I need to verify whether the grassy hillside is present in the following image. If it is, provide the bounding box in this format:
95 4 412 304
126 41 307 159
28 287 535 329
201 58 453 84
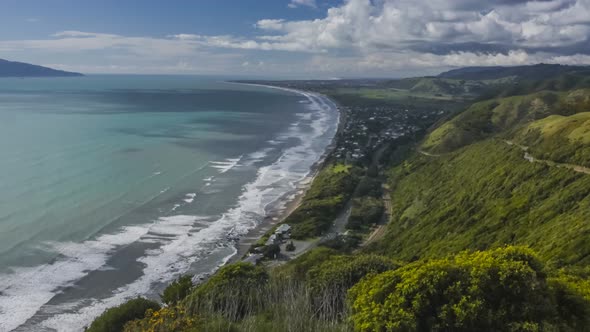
422 89 590 153
369 139 590 267
513 93 590 167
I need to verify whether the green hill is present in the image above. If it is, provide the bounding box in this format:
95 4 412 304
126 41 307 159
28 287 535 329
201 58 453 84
422 89 590 153
372 86 590 267
371 139 590 266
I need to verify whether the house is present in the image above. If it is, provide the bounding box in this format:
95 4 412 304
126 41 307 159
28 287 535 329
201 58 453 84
275 224 291 235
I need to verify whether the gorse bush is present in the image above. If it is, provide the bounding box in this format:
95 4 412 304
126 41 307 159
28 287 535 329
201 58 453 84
87 297 161 332
348 247 590 332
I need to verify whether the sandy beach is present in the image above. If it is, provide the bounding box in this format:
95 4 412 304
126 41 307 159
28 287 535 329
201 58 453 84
227 85 343 263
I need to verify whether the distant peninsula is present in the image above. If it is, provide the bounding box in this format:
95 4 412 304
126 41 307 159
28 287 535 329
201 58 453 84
0 58 83 77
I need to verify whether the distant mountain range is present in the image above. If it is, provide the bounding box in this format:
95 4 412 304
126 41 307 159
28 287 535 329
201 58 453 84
0 59 83 77
438 63 590 80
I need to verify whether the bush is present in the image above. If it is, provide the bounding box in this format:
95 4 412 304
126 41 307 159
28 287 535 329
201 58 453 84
161 275 194 305
87 298 161 332
306 254 397 320
186 262 269 321
348 247 590 332
124 306 199 332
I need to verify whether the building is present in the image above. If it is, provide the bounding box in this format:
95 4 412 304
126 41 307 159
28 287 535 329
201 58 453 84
275 224 291 238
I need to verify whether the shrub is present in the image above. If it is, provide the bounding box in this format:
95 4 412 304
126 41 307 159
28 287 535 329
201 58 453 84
306 254 397 320
161 275 194 306
185 262 269 321
348 246 590 332
123 306 199 332
87 298 161 332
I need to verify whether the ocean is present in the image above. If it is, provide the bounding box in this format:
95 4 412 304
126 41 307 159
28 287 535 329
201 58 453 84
0 75 339 331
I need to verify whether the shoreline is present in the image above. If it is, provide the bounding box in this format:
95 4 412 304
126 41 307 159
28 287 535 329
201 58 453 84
224 82 343 264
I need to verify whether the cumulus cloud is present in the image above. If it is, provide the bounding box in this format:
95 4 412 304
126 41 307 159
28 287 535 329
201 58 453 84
248 0 590 53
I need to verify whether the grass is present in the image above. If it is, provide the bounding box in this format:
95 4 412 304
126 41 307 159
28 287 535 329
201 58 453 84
525 112 590 143
420 90 590 153
369 139 590 267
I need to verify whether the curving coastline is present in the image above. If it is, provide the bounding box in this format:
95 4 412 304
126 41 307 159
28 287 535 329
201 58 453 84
224 82 342 263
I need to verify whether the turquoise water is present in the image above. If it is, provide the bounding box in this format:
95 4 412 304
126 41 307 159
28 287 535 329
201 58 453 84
0 76 339 331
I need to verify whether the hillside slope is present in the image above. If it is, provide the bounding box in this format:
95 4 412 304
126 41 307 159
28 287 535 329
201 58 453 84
422 89 590 153
373 87 590 267
372 140 590 266
0 58 83 77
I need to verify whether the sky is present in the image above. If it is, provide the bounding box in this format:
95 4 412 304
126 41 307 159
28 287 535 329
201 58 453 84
1 0 590 78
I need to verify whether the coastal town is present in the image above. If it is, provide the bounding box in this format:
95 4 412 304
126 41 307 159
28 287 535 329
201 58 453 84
241 79 460 165
237 79 467 265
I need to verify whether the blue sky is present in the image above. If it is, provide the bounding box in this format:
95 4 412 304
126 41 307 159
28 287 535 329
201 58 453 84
1 0 589 78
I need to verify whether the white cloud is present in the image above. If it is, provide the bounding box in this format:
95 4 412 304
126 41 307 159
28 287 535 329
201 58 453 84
247 0 590 53
288 0 317 9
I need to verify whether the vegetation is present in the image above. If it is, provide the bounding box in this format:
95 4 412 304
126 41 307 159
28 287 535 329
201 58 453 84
87 298 161 332
185 262 268 321
349 247 590 332
371 139 590 266
161 275 194 306
306 254 398 320
124 306 199 332
285 163 360 239
421 90 583 154
346 196 384 230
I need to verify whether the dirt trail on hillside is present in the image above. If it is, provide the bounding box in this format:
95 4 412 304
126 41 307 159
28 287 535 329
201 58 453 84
504 140 590 175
